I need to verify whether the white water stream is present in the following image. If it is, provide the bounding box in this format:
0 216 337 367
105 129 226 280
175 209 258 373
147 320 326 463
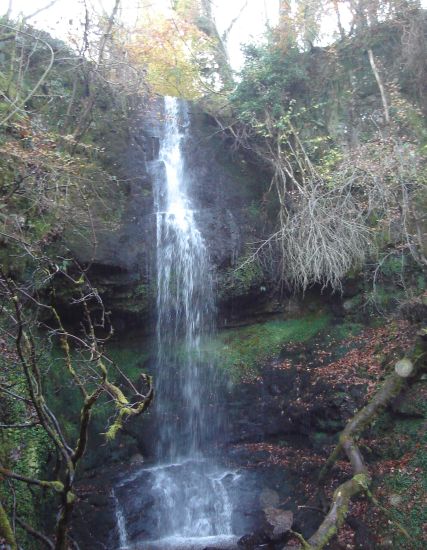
113 97 237 549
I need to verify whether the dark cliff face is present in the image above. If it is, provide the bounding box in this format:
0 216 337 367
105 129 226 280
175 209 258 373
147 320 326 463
59 97 159 330
184 108 253 269
63 97 269 331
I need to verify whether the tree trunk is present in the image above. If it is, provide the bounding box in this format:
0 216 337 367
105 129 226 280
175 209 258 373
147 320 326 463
368 48 390 125
72 0 121 143
184 0 233 87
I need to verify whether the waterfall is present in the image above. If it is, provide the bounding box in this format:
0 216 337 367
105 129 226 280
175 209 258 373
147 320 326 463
148 96 235 547
112 97 238 549
154 96 216 459
112 490 129 550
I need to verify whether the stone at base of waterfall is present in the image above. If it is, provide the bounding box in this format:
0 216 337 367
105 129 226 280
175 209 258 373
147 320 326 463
263 508 293 540
237 531 271 548
202 545 239 550
129 453 145 464
259 488 280 509
395 358 413 377
237 508 293 548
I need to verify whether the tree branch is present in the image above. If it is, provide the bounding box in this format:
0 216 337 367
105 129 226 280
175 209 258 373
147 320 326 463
0 465 64 492
15 516 55 549
368 49 390 125
22 1 59 22
0 422 39 429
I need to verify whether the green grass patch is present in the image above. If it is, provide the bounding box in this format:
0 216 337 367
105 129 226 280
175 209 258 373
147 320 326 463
208 313 331 382
147 314 332 383
381 464 427 549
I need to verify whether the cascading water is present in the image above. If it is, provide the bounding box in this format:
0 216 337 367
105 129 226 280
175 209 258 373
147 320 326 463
150 96 235 546
112 490 129 550
112 97 239 549
154 96 216 460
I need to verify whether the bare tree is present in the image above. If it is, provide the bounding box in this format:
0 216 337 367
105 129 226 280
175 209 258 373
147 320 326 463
71 0 122 142
0 248 153 549
3 1 13 19
0 24 55 127
221 111 370 292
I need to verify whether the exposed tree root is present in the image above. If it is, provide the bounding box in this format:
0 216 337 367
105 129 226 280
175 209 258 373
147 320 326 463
285 328 426 550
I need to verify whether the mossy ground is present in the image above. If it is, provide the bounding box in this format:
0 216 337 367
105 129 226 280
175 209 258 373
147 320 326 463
231 318 423 549
207 313 332 382
105 313 334 386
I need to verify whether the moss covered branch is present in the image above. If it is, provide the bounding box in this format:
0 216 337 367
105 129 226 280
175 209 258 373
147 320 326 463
104 373 154 441
0 466 64 492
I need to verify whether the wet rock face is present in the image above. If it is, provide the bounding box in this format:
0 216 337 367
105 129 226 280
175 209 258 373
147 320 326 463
60 98 161 329
72 479 119 549
194 206 241 269
62 99 267 330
